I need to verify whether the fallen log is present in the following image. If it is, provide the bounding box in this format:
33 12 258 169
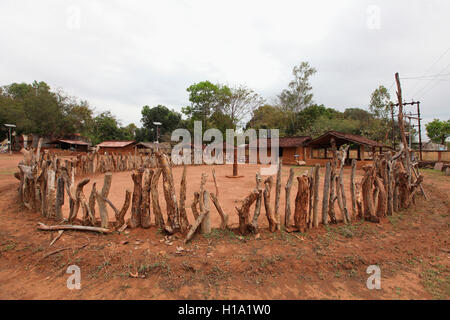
37 222 111 234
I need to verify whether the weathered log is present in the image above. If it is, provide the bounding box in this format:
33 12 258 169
361 165 378 222
284 167 295 227
179 166 189 233
405 175 424 208
338 144 351 223
274 160 282 230
263 176 277 232
95 190 109 229
184 200 209 244
101 172 113 198
116 189 131 229
374 177 387 217
156 152 179 231
87 183 97 225
37 222 111 234
210 193 228 230
212 168 219 198
55 175 64 220
236 189 259 235
311 164 320 228
328 138 338 224
294 175 310 233
46 169 56 218
395 73 412 185
321 162 332 226
68 178 89 222
151 169 165 229
141 169 153 229
250 172 263 232
201 190 211 234
350 159 357 219
307 167 314 227
129 169 143 229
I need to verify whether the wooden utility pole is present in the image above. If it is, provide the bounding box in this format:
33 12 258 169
395 73 411 184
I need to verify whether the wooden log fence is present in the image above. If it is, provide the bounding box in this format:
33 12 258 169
14 133 427 242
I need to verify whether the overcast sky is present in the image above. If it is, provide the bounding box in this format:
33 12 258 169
1 0 449 137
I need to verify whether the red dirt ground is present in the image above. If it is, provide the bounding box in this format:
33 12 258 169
0 154 448 299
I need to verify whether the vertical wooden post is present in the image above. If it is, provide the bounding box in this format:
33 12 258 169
284 167 295 227
294 175 309 233
350 159 357 219
321 162 331 226
201 190 211 234
274 160 282 230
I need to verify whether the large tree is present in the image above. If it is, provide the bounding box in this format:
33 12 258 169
89 111 126 145
141 105 183 141
362 85 394 143
426 119 450 145
278 62 317 134
182 81 231 130
223 85 265 128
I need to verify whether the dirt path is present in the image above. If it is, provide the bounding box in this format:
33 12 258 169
0 155 448 299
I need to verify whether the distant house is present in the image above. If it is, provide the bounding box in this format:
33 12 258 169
245 136 311 164
136 142 171 154
304 130 390 167
96 140 137 154
48 139 89 152
278 136 312 165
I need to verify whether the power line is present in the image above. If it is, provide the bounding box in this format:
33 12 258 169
408 45 450 94
414 62 450 97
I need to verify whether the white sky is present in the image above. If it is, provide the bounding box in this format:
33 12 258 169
1 0 449 138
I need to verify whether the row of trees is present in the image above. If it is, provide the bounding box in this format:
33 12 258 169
1 64 448 146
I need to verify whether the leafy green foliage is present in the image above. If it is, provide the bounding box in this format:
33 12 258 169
140 105 183 141
426 119 450 145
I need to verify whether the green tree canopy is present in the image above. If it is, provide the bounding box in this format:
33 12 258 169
425 119 450 145
182 81 231 131
141 105 183 141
